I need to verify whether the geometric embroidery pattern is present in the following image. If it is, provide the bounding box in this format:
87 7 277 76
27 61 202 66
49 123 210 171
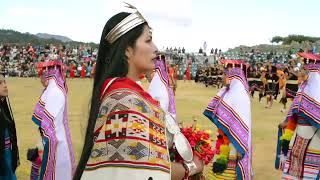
288 135 311 178
149 121 166 147
109 152 125 161
105 114 128 138
86 90 170 173
91 147 107 158
126 114 149 140
282 134 320 179
132 98 151 113
110 103 130 112
109 139 125 149
110 91 132 100
127 142 149 160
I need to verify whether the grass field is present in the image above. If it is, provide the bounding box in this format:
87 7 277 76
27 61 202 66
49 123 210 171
7 78 283 179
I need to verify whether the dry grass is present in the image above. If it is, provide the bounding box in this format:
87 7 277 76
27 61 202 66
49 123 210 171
8 78 283 179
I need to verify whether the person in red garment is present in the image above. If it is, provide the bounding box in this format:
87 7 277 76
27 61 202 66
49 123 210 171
186 63 191 80
74 4 204 180
80 63 86 78
69 64 75 78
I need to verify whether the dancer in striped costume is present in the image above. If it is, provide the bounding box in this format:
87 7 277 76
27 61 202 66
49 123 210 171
276 52 320 179
204 60 252 180
32 60 75 180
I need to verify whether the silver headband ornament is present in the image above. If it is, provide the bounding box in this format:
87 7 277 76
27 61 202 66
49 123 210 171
105 3 147 44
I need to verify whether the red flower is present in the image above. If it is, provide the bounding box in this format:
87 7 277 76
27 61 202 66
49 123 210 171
176 126 215 165
189 140 197 148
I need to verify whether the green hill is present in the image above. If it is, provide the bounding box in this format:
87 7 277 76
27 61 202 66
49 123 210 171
0 29 98 48
227 35 320 54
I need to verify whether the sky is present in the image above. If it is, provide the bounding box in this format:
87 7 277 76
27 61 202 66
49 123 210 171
1 0 320 52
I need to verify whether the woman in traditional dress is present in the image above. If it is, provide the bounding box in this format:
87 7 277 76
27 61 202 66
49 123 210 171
80 63 86 78
186 64 191 81
69 63 75 78
275 52 320 179
75 4 204 180
32 60 75 180
0 73 19 180
204 60 252 180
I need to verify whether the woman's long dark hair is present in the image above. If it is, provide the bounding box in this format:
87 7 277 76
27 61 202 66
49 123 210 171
74 12 147 179
0 97 19 175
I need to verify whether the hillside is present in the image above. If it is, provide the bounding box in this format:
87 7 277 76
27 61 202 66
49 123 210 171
0 29 98 48
36 33 73 42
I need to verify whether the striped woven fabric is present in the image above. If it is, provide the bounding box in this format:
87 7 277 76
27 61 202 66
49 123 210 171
4 135 11 150
30 157 41 180
282 134 320 179
282 149 320 179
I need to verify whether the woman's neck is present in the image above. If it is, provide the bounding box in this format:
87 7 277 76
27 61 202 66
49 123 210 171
126 69 141 82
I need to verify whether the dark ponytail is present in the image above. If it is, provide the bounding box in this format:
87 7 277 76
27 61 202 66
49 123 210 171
74 12 147 179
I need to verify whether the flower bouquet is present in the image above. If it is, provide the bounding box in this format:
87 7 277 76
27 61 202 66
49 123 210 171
170 124 215 180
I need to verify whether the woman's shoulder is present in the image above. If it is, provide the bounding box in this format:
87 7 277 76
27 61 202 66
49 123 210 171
98 80 165 130
101 77 159 106
100 88 147 116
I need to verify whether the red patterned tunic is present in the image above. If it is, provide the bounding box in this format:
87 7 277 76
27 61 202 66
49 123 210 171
82 78 171 180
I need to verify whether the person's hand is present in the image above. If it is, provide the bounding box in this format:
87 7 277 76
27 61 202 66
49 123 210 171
193 155 204 174
278 121 287 129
